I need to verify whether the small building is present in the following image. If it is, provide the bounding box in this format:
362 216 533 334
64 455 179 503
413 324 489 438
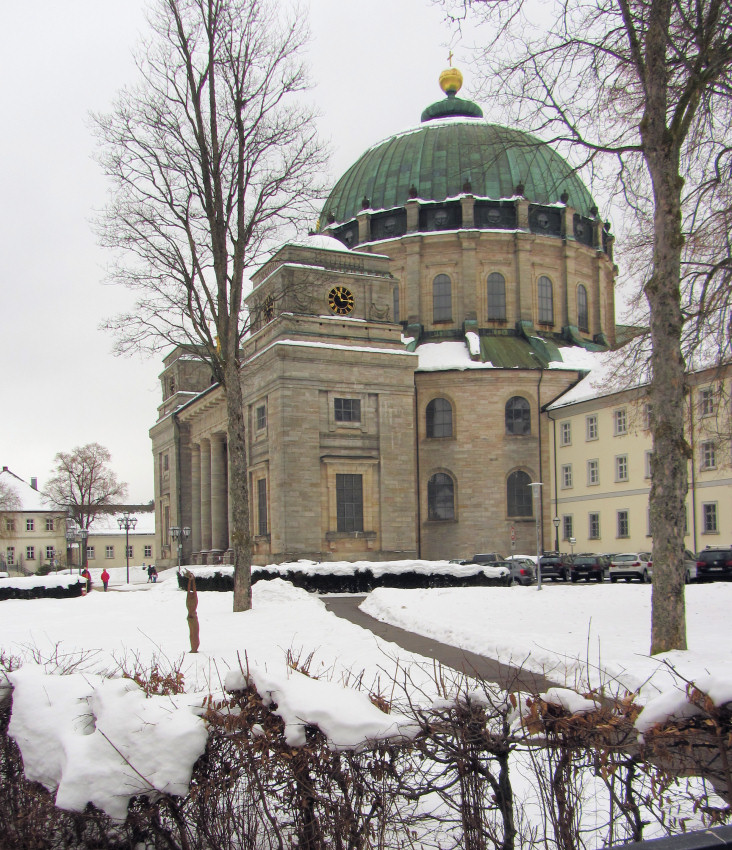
85 509 157 571
0 467 66 574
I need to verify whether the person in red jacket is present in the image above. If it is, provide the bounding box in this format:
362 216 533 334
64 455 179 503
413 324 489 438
81 568 92 594
100 569 110 592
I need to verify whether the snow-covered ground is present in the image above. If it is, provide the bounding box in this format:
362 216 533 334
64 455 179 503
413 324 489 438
1 566 731 823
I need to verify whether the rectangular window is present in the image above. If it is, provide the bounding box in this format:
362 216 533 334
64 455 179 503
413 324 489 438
560 421 571 446
163 453 169 472
615 454 629 482
702 503 718 534
26 518 34 532
144 545 152 558
585 414 598 441
562 515 573 541
334 397 361 423
87 546 95 560
6 547 15 566
588 513 600 540
255 404 267 431
126 545 133 559
393 285 400 323
46 518 55 531
45 546 55 561
336 473 364 533
561 464 573 489
106 546 114 559
644 403 653 430
26 546 35 560
699 387 715 417
617 510 630 538
5 519 15 533
587 459 599 486
613 408 627 436
701 441 716 470
257 478 268 536
645 450 653 479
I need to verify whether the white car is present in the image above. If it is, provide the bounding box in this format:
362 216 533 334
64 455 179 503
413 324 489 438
609 552 653 583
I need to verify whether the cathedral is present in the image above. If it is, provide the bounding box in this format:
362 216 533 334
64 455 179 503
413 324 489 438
150 68 619 568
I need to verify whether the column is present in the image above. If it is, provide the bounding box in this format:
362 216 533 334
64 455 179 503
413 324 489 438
211 433 229 553
191 443 201 557
200 438 212 552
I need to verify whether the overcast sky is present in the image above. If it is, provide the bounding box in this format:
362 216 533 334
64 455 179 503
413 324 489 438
0 1 544 501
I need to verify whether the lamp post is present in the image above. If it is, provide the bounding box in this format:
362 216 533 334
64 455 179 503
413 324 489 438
117 512 138 584
78 528 88 575
530 482 543 591
553 516 560 552
170 525 191 569
65 521 79 572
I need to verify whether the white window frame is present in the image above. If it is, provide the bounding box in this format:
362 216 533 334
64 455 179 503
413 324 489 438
45 518 55 531
699 386 715 417
643 403 653 431
585 414 598 441
561 464 573 489
613 408 628 436
87 546 95 560
702 502 718 534
617 510 630 538
701 441 716 470
645 451 653 479
144 545 153 558
26 518 34 532
560 421 572 447
562 514 573 541
6 547 15 566
588 512 600 540
615 454 629 482
106 546 114 559
26 546 35 561
587 459 599 486
45 546 55 561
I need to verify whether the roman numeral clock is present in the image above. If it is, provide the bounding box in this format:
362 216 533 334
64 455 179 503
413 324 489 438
328 286 355 316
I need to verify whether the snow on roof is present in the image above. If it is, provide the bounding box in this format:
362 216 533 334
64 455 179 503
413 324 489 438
286 233 353 252
247 338 416 366
547 350 640 408
0 468 52 512
416 341 496 371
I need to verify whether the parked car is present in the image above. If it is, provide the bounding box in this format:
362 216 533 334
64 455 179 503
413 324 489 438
471 552 505 564
571 554 609 583
538 552 574 582
695 546 732 581
609 552 653 583
503 557 536 586
683 549 698 583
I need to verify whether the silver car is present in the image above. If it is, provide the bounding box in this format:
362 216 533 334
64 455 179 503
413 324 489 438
609 552 653 583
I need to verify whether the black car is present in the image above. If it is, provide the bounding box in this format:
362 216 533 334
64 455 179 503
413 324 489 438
571 554 609 583
538 552 574 582
696 547 732 580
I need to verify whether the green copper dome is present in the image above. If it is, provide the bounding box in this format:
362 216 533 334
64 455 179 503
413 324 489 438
321 110 597 226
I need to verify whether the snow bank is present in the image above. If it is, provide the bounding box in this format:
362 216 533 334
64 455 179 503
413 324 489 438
7 665 208 821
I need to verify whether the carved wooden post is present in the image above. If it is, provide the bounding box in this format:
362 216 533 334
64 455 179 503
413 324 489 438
185 571 200 653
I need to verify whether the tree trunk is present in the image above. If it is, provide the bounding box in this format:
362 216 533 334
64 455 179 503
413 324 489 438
223 359 253 612
642 3 689 653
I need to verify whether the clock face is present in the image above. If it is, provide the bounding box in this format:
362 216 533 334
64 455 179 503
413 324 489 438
328 286 355 315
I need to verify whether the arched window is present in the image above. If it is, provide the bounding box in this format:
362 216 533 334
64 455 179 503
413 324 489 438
577 284 588 332
505 396 531 435
433 274 452 322
507 470 533 517
426 398 453 438
538 275 554 324
428 472 455 520
487 272 506 320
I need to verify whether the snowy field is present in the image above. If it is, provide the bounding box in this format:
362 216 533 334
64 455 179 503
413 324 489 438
1 567 732 823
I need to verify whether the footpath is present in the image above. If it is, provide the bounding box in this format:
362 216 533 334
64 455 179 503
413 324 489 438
322 595 556 694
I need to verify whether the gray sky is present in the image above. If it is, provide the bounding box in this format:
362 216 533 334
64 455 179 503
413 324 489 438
0 1 498 500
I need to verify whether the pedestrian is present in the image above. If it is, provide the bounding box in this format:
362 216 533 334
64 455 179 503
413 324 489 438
81 567 92 594
147 564 154 583
100 568 110 592
150 565 158 583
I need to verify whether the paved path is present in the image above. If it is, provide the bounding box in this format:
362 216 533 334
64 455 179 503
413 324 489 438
322 595 556 694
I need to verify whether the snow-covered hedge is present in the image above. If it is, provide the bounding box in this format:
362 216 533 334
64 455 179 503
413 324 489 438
176 558 510 593
0 575 86 601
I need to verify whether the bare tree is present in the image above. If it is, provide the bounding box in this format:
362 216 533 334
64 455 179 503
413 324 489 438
451 0 732 652
44 443 128 530
94 0 327 611
0 480 21 514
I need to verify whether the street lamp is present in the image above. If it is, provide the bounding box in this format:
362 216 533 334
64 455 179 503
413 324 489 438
78 528 88 575
65 521 79 572
553 516 560 552
170 525 191 569
117 512 138 584
530 482 543 591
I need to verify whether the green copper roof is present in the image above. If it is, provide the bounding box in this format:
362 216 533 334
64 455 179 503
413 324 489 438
421 92 484 122
322 119 597 225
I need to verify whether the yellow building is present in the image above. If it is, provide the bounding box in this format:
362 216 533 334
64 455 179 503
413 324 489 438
548 364 731 555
